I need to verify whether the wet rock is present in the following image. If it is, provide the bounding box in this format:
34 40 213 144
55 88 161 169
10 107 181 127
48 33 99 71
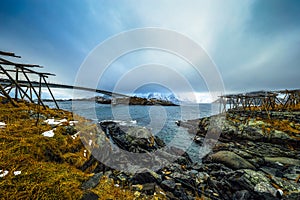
239 169 270 186
282 166 300 181
248 157 265 168
160 179 176 191
116 173 128 185
130 172 158 184
165 146 193 166
99 121 164 153
154 136 165 148
81 172 103 190
93 161 111 174
170 172 194 191
232 190 251 200
141 183 156 195
254 182 277 199
148 170 162 183
270 175 300 195
63 125 77 135
271 130 293 140
209 151 255 170
193 135 203 144
260 166 280 177
173 187 191 200
231 149 253 159
195 172 209 186
264 157 300 167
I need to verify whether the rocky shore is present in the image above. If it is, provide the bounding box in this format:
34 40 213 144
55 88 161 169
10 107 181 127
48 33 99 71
179 110 300 199
81 110 300 200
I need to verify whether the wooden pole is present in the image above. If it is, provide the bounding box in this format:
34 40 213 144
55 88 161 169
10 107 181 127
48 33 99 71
0 84 17 106
42 76 59 109
15 67 18 100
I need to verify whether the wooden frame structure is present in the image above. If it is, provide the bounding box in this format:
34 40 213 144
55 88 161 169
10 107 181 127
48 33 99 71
220 90 300 113
0 51 59 109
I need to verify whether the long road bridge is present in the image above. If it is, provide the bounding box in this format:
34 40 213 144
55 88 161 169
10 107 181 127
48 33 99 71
0 50 128 109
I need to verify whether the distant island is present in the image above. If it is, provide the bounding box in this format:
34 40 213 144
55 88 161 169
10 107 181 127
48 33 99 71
42 95 179 106
97 96 178 106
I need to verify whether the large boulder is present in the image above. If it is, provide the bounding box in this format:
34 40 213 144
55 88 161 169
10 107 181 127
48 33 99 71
209 151 255 170
99 121 165 153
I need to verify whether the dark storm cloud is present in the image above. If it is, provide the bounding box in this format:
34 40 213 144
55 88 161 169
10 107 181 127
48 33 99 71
247 0 300 35
214 0 300 93
1 0 299 100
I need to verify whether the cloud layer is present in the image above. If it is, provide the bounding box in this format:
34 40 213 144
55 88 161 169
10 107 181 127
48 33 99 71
0 0 299 100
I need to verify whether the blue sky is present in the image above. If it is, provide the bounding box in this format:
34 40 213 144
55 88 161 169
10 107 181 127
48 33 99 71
0 0 300 101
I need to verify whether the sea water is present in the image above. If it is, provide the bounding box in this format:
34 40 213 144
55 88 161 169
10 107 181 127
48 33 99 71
45 101 218 162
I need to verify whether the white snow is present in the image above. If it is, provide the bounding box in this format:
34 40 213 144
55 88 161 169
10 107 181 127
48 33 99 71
42 130 55 137
69 121 78 126
0 122 6 128
0 170 9 178
44 118 71 126
71 131 80 140
59 119 68 123
44 118 61 126
13 171 21 176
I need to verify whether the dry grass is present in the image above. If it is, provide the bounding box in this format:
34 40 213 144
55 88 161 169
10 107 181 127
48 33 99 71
0 97 137 199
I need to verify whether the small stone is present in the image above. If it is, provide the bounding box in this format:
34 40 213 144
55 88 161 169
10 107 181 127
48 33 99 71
276 189 283 198
213 192 219 197
134 191 141 198
132 184 143 191
163 171 172 175
81 173 103 190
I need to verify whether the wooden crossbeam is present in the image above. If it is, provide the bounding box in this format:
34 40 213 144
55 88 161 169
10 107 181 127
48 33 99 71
0 51 21 58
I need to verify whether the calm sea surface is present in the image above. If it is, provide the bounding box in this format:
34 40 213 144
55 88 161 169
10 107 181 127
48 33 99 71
45 101 219 161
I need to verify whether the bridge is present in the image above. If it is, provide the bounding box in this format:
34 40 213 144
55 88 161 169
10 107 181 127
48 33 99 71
0 50 128 109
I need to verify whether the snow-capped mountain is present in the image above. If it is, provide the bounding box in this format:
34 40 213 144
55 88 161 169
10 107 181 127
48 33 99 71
134 92 181 105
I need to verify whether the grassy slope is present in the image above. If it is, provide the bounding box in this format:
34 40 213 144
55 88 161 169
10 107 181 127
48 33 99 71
0 97 136 200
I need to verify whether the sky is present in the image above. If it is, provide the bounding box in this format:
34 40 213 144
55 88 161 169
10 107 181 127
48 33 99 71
0 0 300 102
